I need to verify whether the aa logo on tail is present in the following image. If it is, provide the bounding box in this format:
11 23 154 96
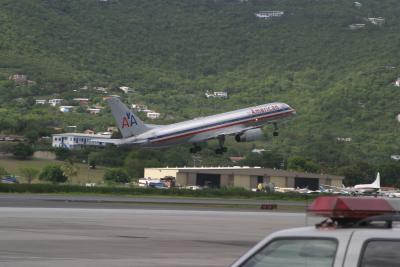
122 112 138 128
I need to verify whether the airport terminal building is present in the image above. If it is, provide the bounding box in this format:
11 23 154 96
144 167 344 191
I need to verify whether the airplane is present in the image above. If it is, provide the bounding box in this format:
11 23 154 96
324 172 381 196
353 172 381 194
95 97 296 154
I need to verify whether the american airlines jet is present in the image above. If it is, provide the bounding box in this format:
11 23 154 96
98 97 296 153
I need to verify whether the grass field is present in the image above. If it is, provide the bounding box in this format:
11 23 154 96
0 158 106 184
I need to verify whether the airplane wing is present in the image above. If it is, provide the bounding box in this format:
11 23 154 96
198 126 259 142
89 138 148 146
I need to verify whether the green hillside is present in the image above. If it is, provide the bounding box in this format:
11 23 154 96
0 0 399 179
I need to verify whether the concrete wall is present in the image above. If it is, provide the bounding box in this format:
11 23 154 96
176 173 187 186
187 173 197 185
270 176 286 188
331 179 343 187
144 169 179 179
233 175 251 189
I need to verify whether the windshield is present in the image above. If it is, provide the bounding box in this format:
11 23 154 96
239 238 337 267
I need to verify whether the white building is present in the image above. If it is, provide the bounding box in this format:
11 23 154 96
391 155 400 161
336 137 352 142
119 86 134 94
205 91 228 99
255 11 284 19
35 99 46 105
73 98 90 105
348 24 366 30
59 106 75 113
367 17 385 25
52 133 112 149
87 108 101 115
146 112 161 119
49 99 64 106
131 104 148 112
354 2 362 8
394 78 400 87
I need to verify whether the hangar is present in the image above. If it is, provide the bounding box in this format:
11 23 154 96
144 167 344 190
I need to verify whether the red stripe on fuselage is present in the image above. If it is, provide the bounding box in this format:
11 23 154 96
151 110 293 144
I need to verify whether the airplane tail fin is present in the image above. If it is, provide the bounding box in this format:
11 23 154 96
372 172 381 188
106 97 149 138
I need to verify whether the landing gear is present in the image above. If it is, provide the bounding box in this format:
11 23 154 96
190 144 202 153
215 147 228 154
273 122 279 137
215 136 227 154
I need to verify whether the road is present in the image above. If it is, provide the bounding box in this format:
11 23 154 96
0 194 318 267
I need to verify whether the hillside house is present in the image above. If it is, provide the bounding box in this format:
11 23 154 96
354 2 362 8
255 11 284 19
368 17 385 25
87 108 101 115
146 112 160 119
59 106 74 113
94 87 108 93
394 78 400 87
132 104 148 112
348 24 365 30
35 100 46 105
336 137 352 142
391 155 400 161
52 132 111 149
49 99 64 106
8 74 27 84
205 91 228 99
73 98 90 105
119 86 134 94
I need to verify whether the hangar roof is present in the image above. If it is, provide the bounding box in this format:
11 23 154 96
146 167 344 180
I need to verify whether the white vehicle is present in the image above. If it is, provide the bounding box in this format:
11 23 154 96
94 97 296 154
231 196 400 267
138 178 162 188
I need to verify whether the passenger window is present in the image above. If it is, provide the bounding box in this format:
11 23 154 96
240 238 337 267
360 240 400 267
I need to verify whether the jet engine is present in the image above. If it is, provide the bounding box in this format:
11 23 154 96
235 128 264 142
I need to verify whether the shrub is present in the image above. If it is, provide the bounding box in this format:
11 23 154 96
103 168 131 183
39 165 68 184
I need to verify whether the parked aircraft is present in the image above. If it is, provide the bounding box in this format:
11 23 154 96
353 172 381 194
96 97 296 153
323 172 381 195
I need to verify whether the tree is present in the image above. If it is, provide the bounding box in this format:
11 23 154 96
0 166 8 176
287 156 319 173
61 160 79 182
103 168 131 184
54 147 71 160
39 165 68 184
12 143 34 160
19 167 39 184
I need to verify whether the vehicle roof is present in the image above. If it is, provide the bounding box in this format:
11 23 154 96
268 225 400 238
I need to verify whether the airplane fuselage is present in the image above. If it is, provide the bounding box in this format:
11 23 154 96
119 102 295 148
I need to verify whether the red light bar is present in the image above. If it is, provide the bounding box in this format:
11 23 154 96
308 196 395 220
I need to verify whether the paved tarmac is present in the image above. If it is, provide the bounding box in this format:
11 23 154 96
0 195 319 267
0 194 308 208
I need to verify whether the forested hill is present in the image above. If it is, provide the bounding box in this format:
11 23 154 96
0 0 399 166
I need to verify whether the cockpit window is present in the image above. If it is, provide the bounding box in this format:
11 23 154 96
239 238 337 267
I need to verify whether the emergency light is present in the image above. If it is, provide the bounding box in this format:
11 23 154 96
308 196 399 221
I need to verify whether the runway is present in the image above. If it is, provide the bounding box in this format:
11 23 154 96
0 195 319 267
